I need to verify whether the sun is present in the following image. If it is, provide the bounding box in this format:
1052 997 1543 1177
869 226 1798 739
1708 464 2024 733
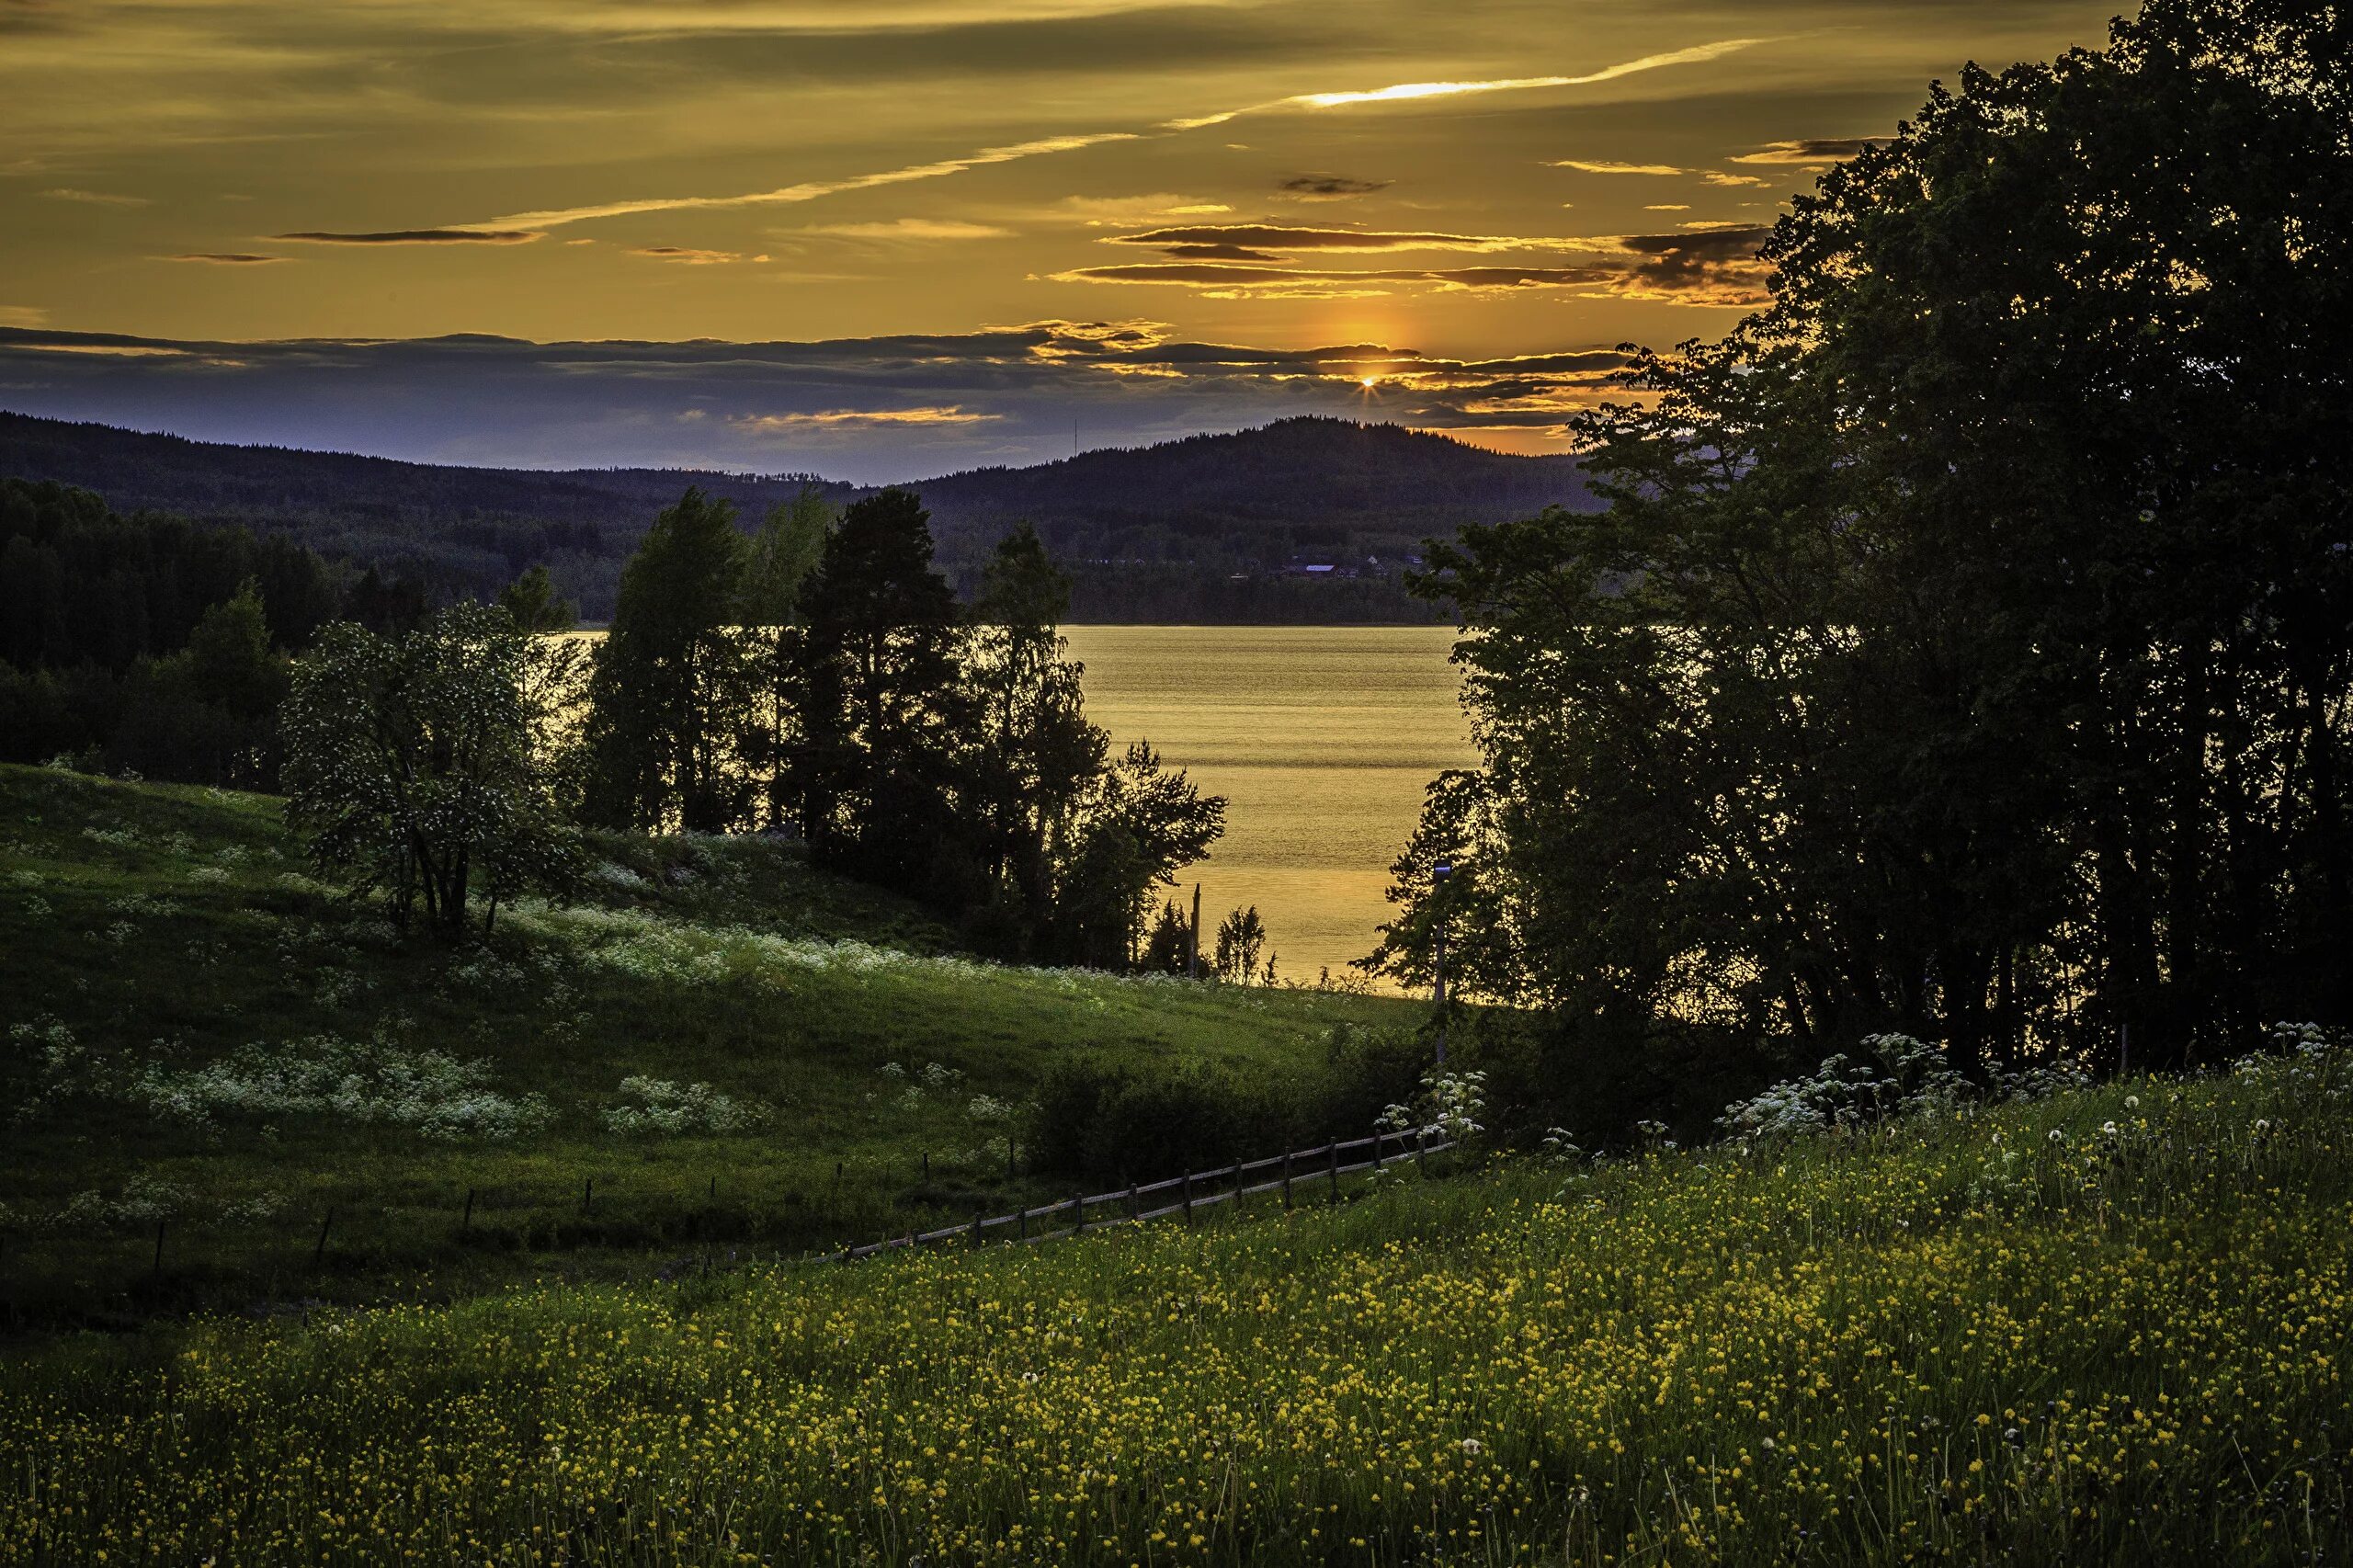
1358 376 1380 392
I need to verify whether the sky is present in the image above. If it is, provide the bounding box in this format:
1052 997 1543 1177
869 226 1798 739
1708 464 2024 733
0 0 2122 483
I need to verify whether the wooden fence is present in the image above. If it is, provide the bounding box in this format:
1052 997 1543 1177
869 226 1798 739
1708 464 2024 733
840 1126 1454 1261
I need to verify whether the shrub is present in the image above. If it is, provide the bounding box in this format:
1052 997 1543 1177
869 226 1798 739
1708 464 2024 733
1026 1056 1293 1187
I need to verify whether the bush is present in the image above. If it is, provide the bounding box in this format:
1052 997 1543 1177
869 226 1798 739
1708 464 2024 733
1026 1056 1293 1187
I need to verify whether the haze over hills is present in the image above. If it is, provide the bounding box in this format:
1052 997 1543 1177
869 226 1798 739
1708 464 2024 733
0 411 1596 622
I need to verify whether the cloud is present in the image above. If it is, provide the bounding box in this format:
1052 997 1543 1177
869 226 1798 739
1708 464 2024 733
1059 225 1775 304
1730 138 1883 165
0 322 1634 478
483 133 1135 230
627 245 758 264
1040 195 1233 226
276 228 546 244
1165 38 1771 128
799 219 1013 241
1279 174 1389 199
732 405 1001 430
1104 224 1552 256
0 307 49 328
1052 262 1619 295
160 253 288 265
1551 161 1683 176
362 39 1765 240
1702 171 1770 187
40 187 148 207
1643 204 1691 211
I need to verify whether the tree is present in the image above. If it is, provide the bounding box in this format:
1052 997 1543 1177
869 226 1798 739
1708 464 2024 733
496 566 577 633
1373 0 2353 1076
580 488 753 832
1212 904 1268 984
1140 898 1192 975
739 485 836 829
113 580 290 788
1049 741 1226 968
966 522 1108 925
790 488 970 895
283 602 582 939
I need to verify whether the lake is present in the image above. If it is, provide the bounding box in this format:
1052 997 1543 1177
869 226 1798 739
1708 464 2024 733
1064 625 1472 988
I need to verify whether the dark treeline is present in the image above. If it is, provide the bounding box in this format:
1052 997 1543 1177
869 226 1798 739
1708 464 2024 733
1372 0 2353 1111
572 486 1227 964
0 414 1576 623
0 477 426 786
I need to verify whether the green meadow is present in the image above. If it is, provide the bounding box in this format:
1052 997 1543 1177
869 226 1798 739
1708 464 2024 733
0 764 1412 1323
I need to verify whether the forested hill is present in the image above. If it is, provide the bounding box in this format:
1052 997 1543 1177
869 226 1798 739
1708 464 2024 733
0 411 1595 621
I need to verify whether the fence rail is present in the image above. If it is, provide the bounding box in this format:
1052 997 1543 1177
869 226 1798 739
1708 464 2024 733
839 1128 1454 1261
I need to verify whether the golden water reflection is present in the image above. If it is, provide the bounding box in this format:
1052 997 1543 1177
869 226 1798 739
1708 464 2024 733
1064 625 1472 989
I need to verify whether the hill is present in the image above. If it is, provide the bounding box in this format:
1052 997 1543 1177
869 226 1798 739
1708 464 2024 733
0 411 1597 621
6 1025 2348 1563
0 765 1419 1324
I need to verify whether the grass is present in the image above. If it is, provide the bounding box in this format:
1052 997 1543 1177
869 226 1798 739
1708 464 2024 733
0 764 1414 1324
5 1044 2352 1563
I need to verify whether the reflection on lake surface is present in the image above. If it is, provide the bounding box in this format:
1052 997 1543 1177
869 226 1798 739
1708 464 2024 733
1064 625 1472 989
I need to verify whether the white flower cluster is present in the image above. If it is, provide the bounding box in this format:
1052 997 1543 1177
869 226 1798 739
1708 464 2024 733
1379 1068 1488 1143
1720 1033 1971 1141
2230 1021 2349 1102
13 1027 557 1142
599 1075 770 1135
33 1176 287 1235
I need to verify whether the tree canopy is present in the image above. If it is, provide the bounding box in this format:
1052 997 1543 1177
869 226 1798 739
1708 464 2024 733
1372 0 2353 1076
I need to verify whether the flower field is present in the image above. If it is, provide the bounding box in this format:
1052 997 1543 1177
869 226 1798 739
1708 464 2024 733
7 1046 2352 1564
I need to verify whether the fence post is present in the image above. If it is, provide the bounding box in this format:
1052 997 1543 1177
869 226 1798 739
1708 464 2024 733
835 1161 843 1185
460 1187 475 1233
581 1176 594 1216
1327 1144 1339 1199
1181 1169 1193 1226
709 1176 717 1207
1129 1183 1140 1221
1234 1164 1245 1215
970 1210 983 1249
922 1152 930 1182
1018 1206 1028 1243
1281 1152 1293 1210
1068 1192 1083 1236
313 1207 335 1267
1415 1128 1427 1175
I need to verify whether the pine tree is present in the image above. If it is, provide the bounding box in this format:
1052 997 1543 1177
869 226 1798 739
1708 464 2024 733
580 488 753 832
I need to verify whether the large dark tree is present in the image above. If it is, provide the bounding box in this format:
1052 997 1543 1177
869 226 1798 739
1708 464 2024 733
1373 0 2353 1076
580 488 752 833
966 522 1108 936
790 488 972 896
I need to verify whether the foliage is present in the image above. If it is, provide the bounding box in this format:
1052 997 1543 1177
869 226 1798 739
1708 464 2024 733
1212 903 1270 983
282 602 583 938
1024 1054 1292 1186
580 487 754 833
494 564 576 633
791 487 972 895
1374 0 2353 1075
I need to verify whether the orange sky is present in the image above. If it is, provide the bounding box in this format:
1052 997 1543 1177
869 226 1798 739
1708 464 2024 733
0 0 2123 479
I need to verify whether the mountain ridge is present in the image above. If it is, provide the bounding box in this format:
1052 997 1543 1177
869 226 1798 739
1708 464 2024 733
0 410 1597 621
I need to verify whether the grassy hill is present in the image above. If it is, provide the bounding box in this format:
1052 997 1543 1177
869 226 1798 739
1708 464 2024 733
6 1032 2349 1563
0 764 1415 1324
